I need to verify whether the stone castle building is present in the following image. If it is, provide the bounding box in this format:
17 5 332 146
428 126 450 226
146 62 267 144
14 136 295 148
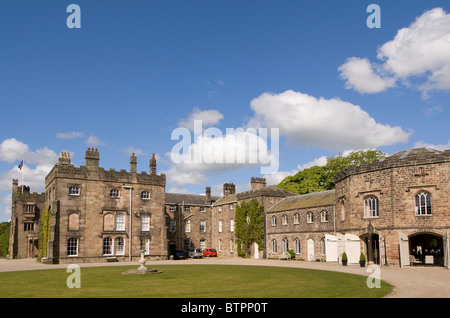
9 147 450 268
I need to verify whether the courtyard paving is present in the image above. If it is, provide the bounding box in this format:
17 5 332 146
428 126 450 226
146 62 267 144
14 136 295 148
0 257 449 298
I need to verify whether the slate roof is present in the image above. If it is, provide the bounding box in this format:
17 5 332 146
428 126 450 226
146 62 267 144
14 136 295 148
165 193 219 205
213 185 296 206
266 189 335 213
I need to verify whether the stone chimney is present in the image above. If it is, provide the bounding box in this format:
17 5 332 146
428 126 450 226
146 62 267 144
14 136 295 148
205 186 211 204
58 151 71 165
251 177 266 191
130 153 137 174
223 183 236 196
85 147 99 170
150 153 157 175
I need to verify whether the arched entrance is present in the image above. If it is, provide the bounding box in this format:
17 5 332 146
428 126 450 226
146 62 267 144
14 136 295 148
409 233 444 266
361 233 380 264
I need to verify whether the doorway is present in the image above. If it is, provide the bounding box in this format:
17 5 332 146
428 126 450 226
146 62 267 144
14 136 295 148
409 233 444 266
362 234 380 264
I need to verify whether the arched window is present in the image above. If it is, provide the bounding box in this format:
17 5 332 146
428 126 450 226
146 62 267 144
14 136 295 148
185 220 191 233
282 238 288 253
103 213 114 231
294 238 301 254
272 239 277 253
115 237 124 255
103 237 113 255
271 216 277 226
306 211 314 223
415 191 432 215
293 213 300 224
320 210 328 222
364 196 379 218
67 238 78 256
282 215 288 225
321 237 326 255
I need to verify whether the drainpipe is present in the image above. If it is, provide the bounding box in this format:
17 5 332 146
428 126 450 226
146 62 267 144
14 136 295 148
123 185 133 262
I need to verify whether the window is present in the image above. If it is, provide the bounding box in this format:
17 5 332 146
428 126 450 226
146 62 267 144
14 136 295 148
320 210 328 222
415 191 432 215
115 237 125 255
141 238 150 255
68 213 80 231
294 238 301 254
185 206 191 212
282 215 288 225
218 239 222 252
271 239 277 253
271 216 277 226
110 189 120 198
141 191 150 200
218 206 222 212
24 223 34 231
200 207 206 212
115 214 125 231
230 219 235 232
230 239 234 253
185 220 191 233
200 221 206 233
321 237 326 255
200 240 206 250
364 196 379 218
169 220 176 233
307 211 314 223
170 206 176 212
294 213 300 224
67 238 78 256
69 186 80 196
103 213 114 231
230 204 234 210
282 238 288 253
103 237 113 255
141 215 150 231
218 220 223 233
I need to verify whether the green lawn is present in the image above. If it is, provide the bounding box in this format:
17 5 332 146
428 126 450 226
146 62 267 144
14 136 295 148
0 264 391 298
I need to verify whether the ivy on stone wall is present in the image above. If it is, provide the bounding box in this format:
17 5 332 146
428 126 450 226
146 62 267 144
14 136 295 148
38 206 50 261
235 199 265 258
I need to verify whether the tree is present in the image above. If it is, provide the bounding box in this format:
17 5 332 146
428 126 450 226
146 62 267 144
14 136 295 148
0 222 10 257
235 199 265 258
38 206 50 261
277 149 386 195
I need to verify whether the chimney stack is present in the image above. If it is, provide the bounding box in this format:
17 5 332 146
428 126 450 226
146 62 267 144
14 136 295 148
223 183 236 196
205 186 211 204
251 177 266 191
85 147 99 170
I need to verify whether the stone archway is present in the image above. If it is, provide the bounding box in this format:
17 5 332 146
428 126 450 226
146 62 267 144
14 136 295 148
409 232 444 266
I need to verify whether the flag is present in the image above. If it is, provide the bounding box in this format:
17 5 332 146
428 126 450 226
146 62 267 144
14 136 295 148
18 160 23 170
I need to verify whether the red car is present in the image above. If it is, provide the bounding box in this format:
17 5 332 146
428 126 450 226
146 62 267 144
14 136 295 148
202 248 217 257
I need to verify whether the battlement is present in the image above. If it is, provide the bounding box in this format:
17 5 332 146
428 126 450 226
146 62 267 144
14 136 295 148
335 147 450 182
46 148 166 187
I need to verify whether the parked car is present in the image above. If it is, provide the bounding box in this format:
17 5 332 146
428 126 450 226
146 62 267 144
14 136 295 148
202 248 217 257
189 248 203 258
174 250 187 260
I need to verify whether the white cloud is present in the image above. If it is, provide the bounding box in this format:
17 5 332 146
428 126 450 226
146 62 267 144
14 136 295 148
338 57 396 94
0 138 58 165
86 136 105 147
339 7 450 96
247 90 410 151
413 140 450 151
166 128 278 186
56 132 84 139
178 107 224 131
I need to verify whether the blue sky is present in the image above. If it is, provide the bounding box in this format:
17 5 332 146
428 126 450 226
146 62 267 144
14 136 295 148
1 0 449 222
